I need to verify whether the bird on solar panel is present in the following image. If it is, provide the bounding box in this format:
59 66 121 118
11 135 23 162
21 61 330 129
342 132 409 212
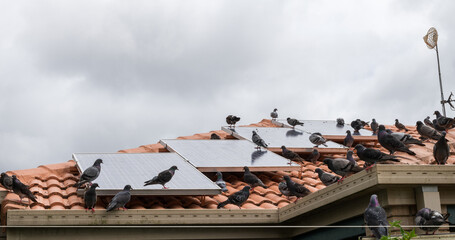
252 130 268 150
343 130 354 148
415 207 450 235
12 175 37 206
370 119 379 135
433 131 450 165
84 183 99 213
306 148 320 164
106 185 132 212
424 116 434 128
217 186 250 209
243 166 267 190
210 133 221 139
394 119 408 132
286 117 303 128
215 172 228 193
364 194 389 239
350 119 369 135
323 157 362 183
336 118 345 127
281 146 304 165
144 166 178 189
309 132 328 147
377 125 416 156
434 111 455 130
226 115 241 128
385 129 425 146
416 121 442 140
73 158 103 188
315 168 340 186
354 144 399 171
283 175 310 201
270 108 278 120
0 173 13 191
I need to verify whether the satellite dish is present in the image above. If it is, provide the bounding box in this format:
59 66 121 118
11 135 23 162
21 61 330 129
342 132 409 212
423 27 438 49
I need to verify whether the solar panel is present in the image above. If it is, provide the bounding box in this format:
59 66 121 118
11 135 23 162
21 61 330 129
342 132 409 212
159 139 301 172
73 153 221 196
272 119 373 135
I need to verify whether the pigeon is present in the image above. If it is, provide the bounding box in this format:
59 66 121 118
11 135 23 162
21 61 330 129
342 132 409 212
377 125 416 156
343 130 354 148
106 185 132 212
433 131 450 165
252 130 268 150
210 133 221 139
385 129 425 146
243 166 267 189
434 110 455 130
278 181 291 198
309 132 328 147
355 144 399 170
323 157 362 182
394 119 408 132
215 172 228 193
283 175 310 200
364 194 389 239
351 119 369 132
226 115 241 128
416 121 441 140
0 172 13 191
281 146 305 165
336 118 345 126
370 119 379 135
73 159 103 188
270 108 278 120
144 166 178 189
217 186 250 209
84 183 99 213
315 168 340 186
306 148 320 163
424 116 434 128
12 175 37 205
287 117 304 128
432 119 446 132
415 208 450 235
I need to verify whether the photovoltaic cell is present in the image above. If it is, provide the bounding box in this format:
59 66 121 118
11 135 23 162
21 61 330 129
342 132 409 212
159 139 301 172
272 119 373 136
73 153 221 196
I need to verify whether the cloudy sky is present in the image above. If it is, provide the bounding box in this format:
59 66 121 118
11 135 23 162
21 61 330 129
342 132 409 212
1 0 454 170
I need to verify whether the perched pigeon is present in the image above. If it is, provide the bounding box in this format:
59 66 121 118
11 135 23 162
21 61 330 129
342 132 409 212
434 110 455 130
394 119 408 132
84 183 99 213
283 175 310 200
215 172 228 193
73 159 103 188
252 131 268 150
415 208 450 235
243 166 267 189
432 119 446 132
323 158 362 182
0 172 13 191
278 181 291 198
371 119 379 135
416 121 441 140
336 118 345 126
226 115 241 128
433 131 450 165
351 119 369 132
210 133 221 139
270 108 278 120
364 194 389 239
306 148 320 164
315 168 340 186
424 116 434 128
287 117 304 128
144 166 178 189
12 175 37 205
355 144 399 170
385 129 425 146
346 150 360 168
281 146 305 164
344 130 354 148
377 125 416 155
106 185 132 212
309 132 328 147
217 186 250 209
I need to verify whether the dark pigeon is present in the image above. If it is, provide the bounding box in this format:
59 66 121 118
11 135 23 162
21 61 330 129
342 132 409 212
215 172 228 193
351 119 369 132
106 185 132 212
355 144 399 170
210 133 221 139
1 173 13 191
270 108 278 120
217 186 250 209
306 148 320 164
243 166 267 189
252 131 268 150
323 157 362 182
283 175 310 200
424 116 434 128
416 121 441 140
432 119 446 132
287 117 304 128
226 115 241 128
371 119 379 135
415 208 450 235
309 132 328 147
364 194 389 239
377 125 416 155
394 119 408 132
434 110 455 130
385 129 425 146
73 159 103 188
344 130 354 148
281 146 305 165
144 166 178 189
278 181 291 198
433 131 450 165
12 175 37 205
84 183 99 213
315 168 340 186
336 118 345 126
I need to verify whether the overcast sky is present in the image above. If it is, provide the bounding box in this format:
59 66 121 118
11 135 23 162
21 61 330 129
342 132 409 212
1 0 454 171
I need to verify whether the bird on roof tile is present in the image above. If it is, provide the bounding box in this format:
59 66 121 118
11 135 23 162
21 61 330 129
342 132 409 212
243 166 267 190
394 119 408 132
377 125 416 156
12 175 37 206
354 144 399 171
144 166 178 189
210 133 221 139
1 173 13 191
281 146 304 165
434 110 455 130
283 176 310 201
106 185 132 212
343 130 354 148
217 186 250 209
370 119 379 135
424 116 435 128
315 168 340 186
84 183 99 213
416 121 441 140
215 172 228 193
73 159 103 188
306 148 320 164
433 131 450 165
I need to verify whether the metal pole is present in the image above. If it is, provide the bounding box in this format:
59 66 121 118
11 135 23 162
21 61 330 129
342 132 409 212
435 45 446 116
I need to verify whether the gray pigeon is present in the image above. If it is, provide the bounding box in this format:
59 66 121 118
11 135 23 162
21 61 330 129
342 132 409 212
252 131 268 150
395 119 408 132
283 175 310 200
354 144 399 170
106 185 132 212
371 119 379 135
424 116 434 128
385 129 425 146
309 132 328 147
144 166 178 189
434 110 455 130
306 148 320 164
344 130 354 148
243 166 267 190
315 168 340 186
84 183 99 213
364 194 389 239
217 186 250 209
415 207 450 235
281 146 305 164
0 172 13 191
12 175 37 205
432 119 446 132
377 125 416 156
215 172 228 193
433 131 450 165
278 181 291 198
287 117 304 128
73 159 103 188
336 118 345 126
210 133 221 139
226 115 241 128
323 158 362 182
416 121 441 140
270 108 278 120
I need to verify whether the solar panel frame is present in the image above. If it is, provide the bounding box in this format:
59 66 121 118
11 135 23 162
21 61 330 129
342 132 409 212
272 119 373 136
73 153 221 196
